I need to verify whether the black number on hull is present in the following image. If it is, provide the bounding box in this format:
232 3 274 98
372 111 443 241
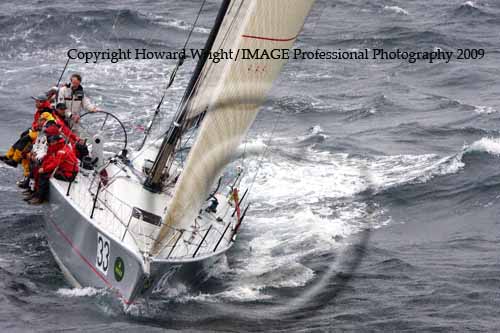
96 233 111 275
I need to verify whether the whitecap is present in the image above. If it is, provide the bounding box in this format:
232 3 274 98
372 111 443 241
474 105 497 114
216 286 272 302
157 18 210 34
383 6 409 15
463 1 477 8
466 137 500 155
57 286 104 297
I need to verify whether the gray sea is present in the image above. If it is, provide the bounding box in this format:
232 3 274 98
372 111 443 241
0 0 499 331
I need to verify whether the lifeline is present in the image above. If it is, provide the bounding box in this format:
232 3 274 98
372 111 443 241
294 48 454 64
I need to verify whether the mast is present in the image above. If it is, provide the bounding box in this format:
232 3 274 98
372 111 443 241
143 0 232 193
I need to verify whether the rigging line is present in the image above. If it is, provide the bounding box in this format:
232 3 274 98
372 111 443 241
178 127 197 167
180 0 244 123
105 11 122 47
155 1 210 114
173 0 241 130
175 0 244 157
56 57 71 87
54 3 121 100
54 0 92 87
245 110 284 203
181 0 209 51
138 0 209 151
100 8 162 149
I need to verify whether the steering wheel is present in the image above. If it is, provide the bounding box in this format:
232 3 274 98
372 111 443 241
78 111 128 159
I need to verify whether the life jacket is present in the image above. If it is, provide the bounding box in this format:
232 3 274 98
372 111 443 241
54 113 78 144
42 139 79 178
44 122 60 137
32 131 48 162
32 120 58 161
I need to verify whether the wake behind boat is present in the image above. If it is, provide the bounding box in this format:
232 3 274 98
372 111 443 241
41 0 316 305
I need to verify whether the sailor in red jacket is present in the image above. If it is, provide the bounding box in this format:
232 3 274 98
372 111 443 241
53 103 78 144
27 135 79 205
32 95 53 129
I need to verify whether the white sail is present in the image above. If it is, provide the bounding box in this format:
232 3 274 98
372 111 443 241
151 0 316 256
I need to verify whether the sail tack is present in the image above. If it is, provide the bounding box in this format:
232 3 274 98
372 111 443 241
151 0 316 256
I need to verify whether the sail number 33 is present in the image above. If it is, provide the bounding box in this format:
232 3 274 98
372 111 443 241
96 233 111 275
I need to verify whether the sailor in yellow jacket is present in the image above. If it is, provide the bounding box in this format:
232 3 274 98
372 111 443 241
1 112 55 187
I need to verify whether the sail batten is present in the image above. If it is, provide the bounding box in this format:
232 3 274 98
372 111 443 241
151 0 316 256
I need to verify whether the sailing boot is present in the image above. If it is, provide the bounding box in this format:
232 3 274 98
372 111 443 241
3 149 22 167
3 159 18 168
17 177 30 189
21 189 33 196
28 197 45 205
23 191 36 201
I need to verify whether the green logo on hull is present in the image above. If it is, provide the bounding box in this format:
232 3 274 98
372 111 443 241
114 257 125 282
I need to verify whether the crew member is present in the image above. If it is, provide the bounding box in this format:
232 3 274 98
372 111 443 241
1 97 54 168
27 135 79 205
21 120 60 195
53 103 89 159
53 103 77 143
57 73 98 129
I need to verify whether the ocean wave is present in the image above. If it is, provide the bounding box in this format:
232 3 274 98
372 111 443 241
473 105 498 114
0 8 153 32
463 1 478 8
367 153 465 190
198 206 359 302
465 137 500 155
156 17 210 34
273 95 332 114
240 128 473 221
412 125 494 137
383 6 410 16
370 258 417 272
453 1 492 18
57 286 105 297
0 8 195 53
213 286 273 302
294 125 330 145
342 27 457 49
219 131 469 304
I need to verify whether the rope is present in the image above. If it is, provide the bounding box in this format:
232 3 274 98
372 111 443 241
56 57 71 88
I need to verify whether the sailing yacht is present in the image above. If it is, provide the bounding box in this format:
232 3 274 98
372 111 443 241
45 0 316 304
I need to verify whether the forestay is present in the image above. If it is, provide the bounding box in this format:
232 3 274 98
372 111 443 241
151 0 316 256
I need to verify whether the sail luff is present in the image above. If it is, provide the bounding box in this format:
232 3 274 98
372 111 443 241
151 0 316 256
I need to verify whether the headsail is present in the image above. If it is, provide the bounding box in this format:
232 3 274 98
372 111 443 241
151 0 316 256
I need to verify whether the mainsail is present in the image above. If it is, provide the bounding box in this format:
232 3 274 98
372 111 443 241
151 0 316 256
